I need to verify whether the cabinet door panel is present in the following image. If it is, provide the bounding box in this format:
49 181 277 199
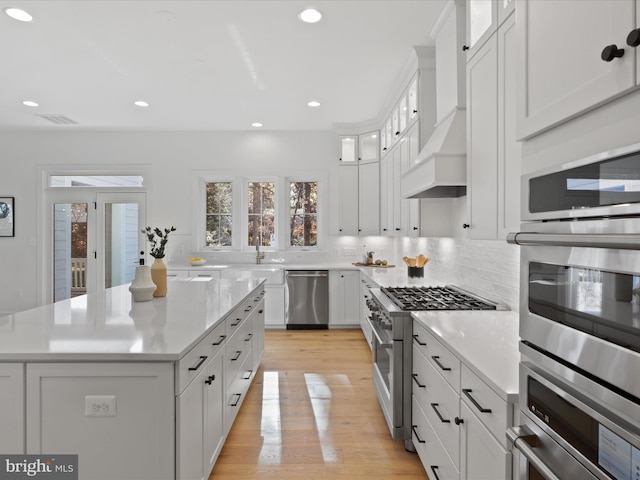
0 363 24 453
467 34 498 240
358 162 380 235
460 402 511 480
205 353 224 473
517 0 635 139
337 166 358 235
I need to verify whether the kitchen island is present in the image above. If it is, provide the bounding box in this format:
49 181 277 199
0 278 265 480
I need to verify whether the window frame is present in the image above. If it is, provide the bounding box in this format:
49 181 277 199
194 171 326 253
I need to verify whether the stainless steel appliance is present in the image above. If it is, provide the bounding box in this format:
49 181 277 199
507 143 640 480
367 285 502 451
285 270 329 329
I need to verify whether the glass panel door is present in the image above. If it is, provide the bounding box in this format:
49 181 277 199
53 202 93 301
97 192 146 291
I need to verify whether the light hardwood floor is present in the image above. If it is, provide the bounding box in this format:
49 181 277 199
209 329 428 479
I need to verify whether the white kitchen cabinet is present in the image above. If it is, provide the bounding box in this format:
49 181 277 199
177 351 224 480
466 13 519 240
264 285 285 327
407 73 419 126
516 0 638 140
26 362 175 480
465 0 515 61
337 165 359 235
412 319 515 480
329 270 360 326
358 131 380 164
167 269 189 279
0 363 24 453
358 161 380 235
379 154 393 235
338 135 358 164
459 401 512 480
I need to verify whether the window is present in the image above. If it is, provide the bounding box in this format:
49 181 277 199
205 182 233 247
198 173 323 251
289 181 317 247
248 182 276 247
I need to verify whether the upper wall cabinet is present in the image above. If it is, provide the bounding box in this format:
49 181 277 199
465 0 515 61
516 0 639 140
339 132 379 164
338 136 358 164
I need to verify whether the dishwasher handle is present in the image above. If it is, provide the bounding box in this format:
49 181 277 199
285 271 328 278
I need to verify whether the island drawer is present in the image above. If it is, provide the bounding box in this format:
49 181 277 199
224 352 253 435
176 322 226 394
413 321 461 391
224 319 253 390
225 296 255 334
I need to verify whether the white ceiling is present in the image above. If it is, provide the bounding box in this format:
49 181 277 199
0 0 444 131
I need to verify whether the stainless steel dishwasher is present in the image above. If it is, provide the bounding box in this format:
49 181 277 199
285 270 329 329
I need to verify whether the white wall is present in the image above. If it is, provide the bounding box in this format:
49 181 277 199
0 129 520 314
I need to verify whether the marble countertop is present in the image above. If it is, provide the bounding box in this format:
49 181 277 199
412 309 520 401
0 278 264 362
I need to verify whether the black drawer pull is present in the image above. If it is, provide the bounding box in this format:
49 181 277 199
230 393 241 407
242 370 253 380
231 350 242 361
431 355 451 371
231 318 242 327
412 334 426 346
462 388 492 413
258 309 264 314
212 335 227 346
188 355 208 371
244 306 252 312
411 425 425 444
430 403 451 423
244 333 253 342
411 373 426 388
430 465 442 480
205 374 216 385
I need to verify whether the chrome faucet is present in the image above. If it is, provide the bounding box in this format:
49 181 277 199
255 237 265 264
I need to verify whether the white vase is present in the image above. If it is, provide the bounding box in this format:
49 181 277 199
129 265 157 302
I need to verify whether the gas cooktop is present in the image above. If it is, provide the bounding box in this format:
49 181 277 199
381 285 498 311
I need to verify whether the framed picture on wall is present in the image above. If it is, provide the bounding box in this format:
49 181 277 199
0 197 14 237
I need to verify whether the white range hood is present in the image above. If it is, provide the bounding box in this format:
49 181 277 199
401 107 466 198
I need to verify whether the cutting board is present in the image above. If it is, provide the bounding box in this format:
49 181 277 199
352 262 395 268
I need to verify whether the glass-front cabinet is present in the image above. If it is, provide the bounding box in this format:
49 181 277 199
338 136 358 164
358 131 379 164
466 0 515 60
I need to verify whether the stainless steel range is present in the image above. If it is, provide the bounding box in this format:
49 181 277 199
367 285 504 451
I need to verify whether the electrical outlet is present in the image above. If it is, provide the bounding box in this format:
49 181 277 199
343 247 357 256
85 395 117 417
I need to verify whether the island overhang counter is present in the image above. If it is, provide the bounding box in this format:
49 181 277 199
0 278 266 480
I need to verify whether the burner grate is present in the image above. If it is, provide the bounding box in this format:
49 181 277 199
381 286 496 311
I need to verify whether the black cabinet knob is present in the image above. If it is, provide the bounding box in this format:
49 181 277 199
462 45 469 51
413 226 418 231
454 417 464 425
601 44 625 62
627 28 640 47
413 109 418 114
395 227 401 231
463 223 470 229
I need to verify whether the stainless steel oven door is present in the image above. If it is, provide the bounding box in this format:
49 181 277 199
509 217 640 399
508 350 640 480
368 315 403 439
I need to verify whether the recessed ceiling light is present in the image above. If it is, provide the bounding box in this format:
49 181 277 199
299 8 322 23
307 100 321 107
134 100 149 107
22 100 38 107
5 7 33 22
251 122 263 128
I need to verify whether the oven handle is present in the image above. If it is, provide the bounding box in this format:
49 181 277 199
506 232 640 250
366 316 393 349
507 426 561 480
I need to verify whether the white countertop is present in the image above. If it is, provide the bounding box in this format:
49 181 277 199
0 278 264 362
412 309 520 401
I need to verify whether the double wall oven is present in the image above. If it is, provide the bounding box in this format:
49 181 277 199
366 285 502 451
507 143 640 480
